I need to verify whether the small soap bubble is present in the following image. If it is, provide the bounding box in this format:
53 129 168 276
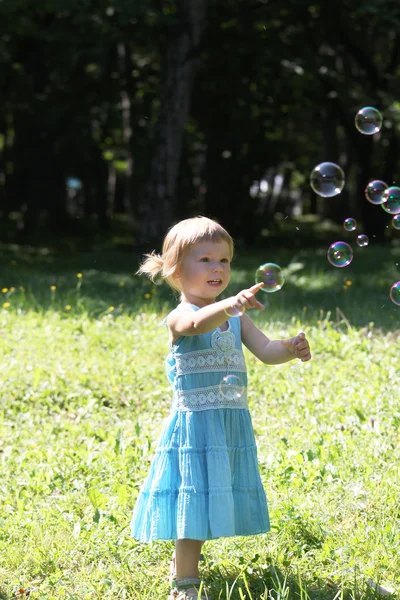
357 234 369 247
66 177 83 190
219 375 245 400
392 214 400 230
355 107 383 135
327 241 353 268
224 307 243 318
381 186 400 215
255 263 285 293
343 218 357 231
310 162 345 198
365 180 388 205
389 282 400 306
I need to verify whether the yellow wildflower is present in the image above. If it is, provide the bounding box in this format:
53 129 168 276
10 287 15 291
65 305 71 311
144 293 151 299
119 281 125 287
77 273 83 278
3 302 10 308
2 288 8 293
109 306 114 311
50 285 56 291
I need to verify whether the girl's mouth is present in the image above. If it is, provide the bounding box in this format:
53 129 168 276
207 280 222 287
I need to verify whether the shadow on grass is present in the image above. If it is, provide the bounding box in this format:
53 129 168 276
1 243 399 330
204 561 385 600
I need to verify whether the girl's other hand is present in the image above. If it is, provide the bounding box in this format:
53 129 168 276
281 331 312 362
229 282 265 314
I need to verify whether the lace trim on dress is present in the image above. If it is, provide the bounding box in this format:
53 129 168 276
172 384 248 411
174 349 246 376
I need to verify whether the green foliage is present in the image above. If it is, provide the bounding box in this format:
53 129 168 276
0 246 399 598
0 0 400 241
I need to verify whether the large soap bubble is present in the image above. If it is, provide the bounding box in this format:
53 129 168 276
310 162 345 198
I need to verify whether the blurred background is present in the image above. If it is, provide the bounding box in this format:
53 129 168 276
0 0 399 252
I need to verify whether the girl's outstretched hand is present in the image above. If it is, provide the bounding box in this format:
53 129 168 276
281 331 312 362
229 282 265 314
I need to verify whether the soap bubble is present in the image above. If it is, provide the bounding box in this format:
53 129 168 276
381 186 400 215
392 215 400 230
389 282 400 306
356 234 369 247
355 107 382 135
327 242 353 268
66 177 83 190
365 180 388 205
219 375 245 400
343 218 357 232
255 263 284 293
310 162 345 198
224 306 243 318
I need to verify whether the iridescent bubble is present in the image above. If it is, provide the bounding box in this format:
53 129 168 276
224 306 243 318
355 107 383 135
327 242 353 268
381 186 400 215
343 218 357 232
365 180 388 205
255 263 284 293
392 215 400 230
219 375 245 400
357 234 369 247
66 177 83 190
310 162 345 198
389 282 400 306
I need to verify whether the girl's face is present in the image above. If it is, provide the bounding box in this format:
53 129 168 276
174 240 231 306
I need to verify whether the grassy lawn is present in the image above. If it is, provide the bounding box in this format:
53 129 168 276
0 240 399 600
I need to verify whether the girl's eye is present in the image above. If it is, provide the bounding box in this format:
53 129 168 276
221 258 229 263
199 257 209 262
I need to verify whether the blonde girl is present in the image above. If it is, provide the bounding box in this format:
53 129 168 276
131 216 311 599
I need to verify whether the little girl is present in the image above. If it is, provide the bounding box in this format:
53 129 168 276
131 216 311 599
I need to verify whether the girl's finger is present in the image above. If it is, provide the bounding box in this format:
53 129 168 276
301 353 312 362
248 282 265 294
295 342 308 351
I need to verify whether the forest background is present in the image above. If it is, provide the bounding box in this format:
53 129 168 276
0 0 400 251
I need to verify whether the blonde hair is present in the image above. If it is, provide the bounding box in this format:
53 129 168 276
137 216 234 291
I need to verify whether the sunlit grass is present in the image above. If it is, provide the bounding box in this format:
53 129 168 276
0 245 399 599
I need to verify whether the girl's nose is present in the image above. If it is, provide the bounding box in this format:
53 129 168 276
212 262 222 272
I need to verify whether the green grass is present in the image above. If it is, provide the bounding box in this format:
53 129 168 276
0 243 399 599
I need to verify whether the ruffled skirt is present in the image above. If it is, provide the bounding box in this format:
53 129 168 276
131 408 270 541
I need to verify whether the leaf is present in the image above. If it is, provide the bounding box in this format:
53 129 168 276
355 408 366 422
116 483 128 507
87 487 107 510
93 508 101 523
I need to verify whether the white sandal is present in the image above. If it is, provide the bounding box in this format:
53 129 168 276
168 577 210 600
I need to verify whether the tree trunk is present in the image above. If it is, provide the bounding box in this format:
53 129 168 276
117 43 134 225
137 0 208 245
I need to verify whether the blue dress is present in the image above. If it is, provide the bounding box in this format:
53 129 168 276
131 306 270 541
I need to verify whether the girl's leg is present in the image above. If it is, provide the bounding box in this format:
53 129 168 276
174 539 204 580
